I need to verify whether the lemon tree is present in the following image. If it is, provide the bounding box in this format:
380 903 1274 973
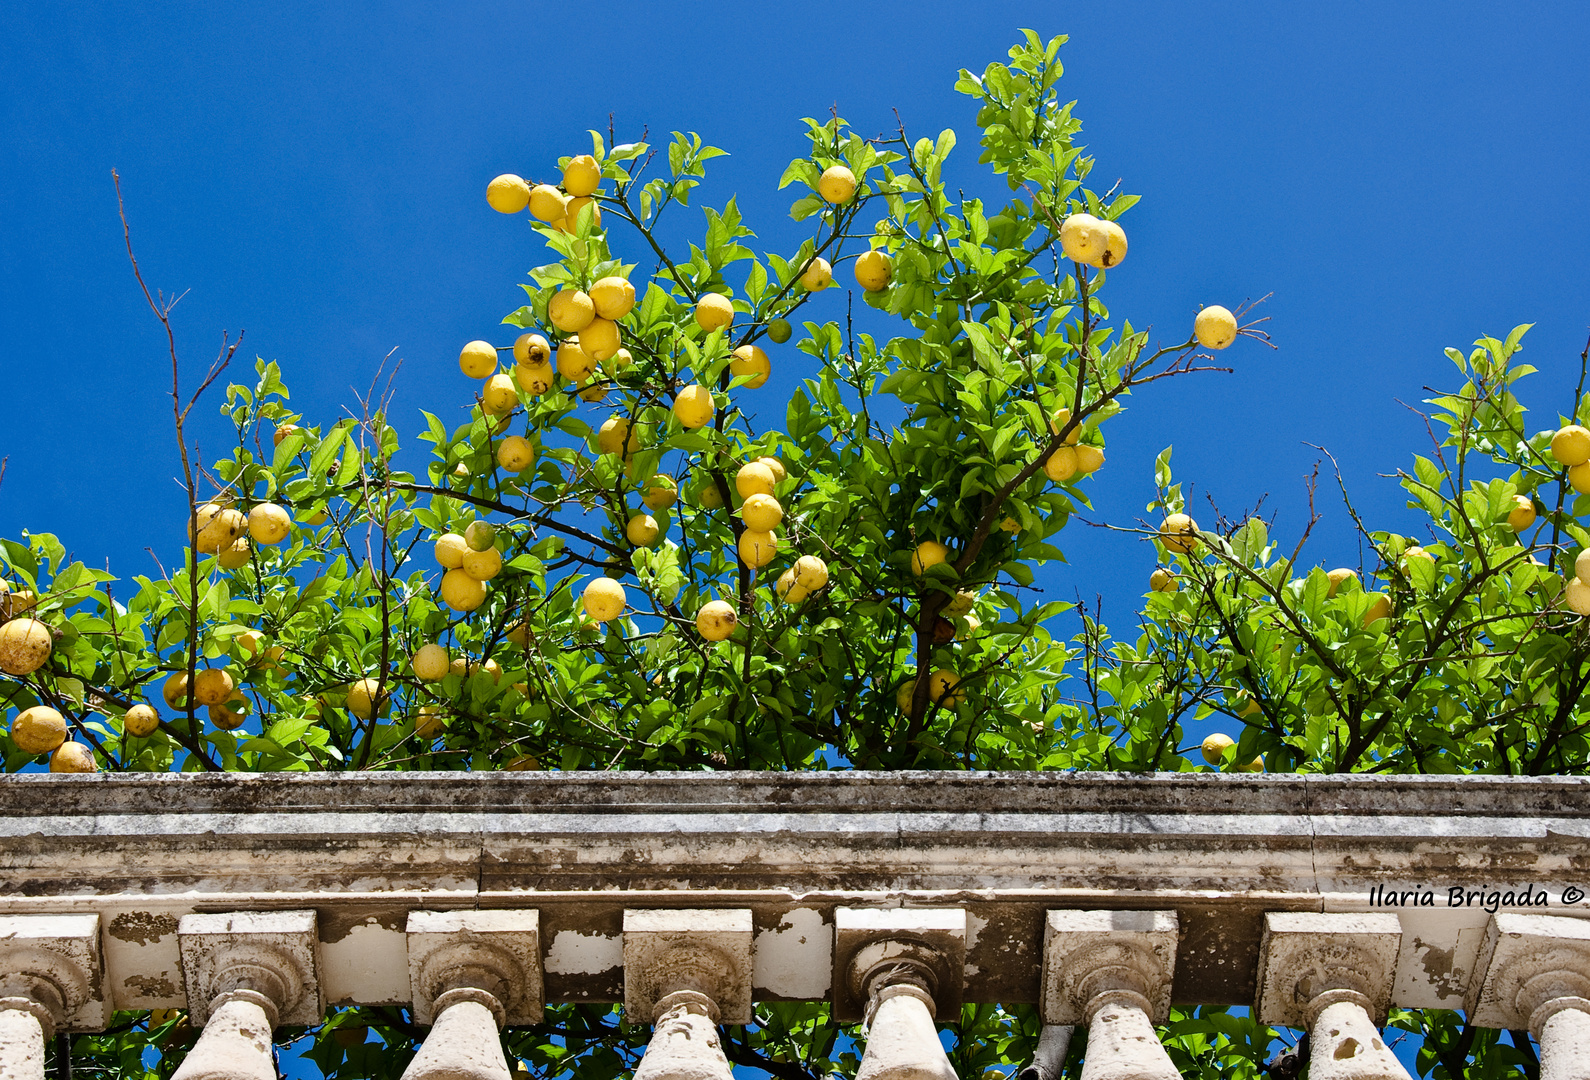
0 28 1547 1080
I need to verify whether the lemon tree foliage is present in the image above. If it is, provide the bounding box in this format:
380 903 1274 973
0 31 1559 1080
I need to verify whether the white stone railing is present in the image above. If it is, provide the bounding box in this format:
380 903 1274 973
1 771 1588 1077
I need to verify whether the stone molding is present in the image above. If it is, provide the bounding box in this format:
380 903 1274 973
623 909 753 1026
1465 913 1590 1030
1040 909 1178 1025
405 909 543 1027
177 910 322 1026
0 914 105 1031
1255 912 1402 1028
833 908 966 1023
4 772 1590 1017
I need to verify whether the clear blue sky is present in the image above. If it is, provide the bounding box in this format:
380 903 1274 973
4 0 1590 711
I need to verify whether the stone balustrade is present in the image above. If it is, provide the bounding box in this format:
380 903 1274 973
1 771 1588 1076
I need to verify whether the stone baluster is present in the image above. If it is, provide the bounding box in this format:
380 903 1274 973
623 909 753 1080
1255 912 1410 1080
400 910 543 1080
1466 914 1590 1080
0 915 106 1080
833 908 966 1080
171 911 322 1080
1040 910 1180 1080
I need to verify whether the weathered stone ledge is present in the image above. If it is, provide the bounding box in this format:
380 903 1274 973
0 771 1585 1015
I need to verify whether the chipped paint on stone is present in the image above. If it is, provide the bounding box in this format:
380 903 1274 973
544 930 622 977
753 909 831 1000
322 918 410 1006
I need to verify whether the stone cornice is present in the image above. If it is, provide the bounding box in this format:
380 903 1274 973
1 771 1586 1016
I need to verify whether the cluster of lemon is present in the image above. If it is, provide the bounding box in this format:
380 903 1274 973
190 496 295 570
433 520 503 613
0 581 93 771
449 155 879 643
485 154 605 233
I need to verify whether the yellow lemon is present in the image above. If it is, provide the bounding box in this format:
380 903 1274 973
730 345 770 388
435 533 469 569
741 493 783 532
528 184 567 223
497 436 535 472
697 478 725 509
345 678 386 720
514 333 551 366
440 569 487 612
162 672 191 710
626 513 660 547
929 669 963 706
412 644 450 682
563 154 601 197
589 276 635 320
124 704 159 738
1059 213 1107 264
415 705 447 740
563 195 601 230
1149 568 1178 593
1566 576 1590 616
738 530 780 569
217 538 251 570
49 742 97 773
1551 425 1590 466
597 416 638 458
695 293 735 332
1048 407 1082 444
912 540 950 576
10 705 66 754
642 475 678 510
247 504 291 545
817 164 857 203
776 568 810 605
556 336 595 382
792 554 829 591
581 317 620 362
756 456 787 483
854 250 892 291
583 578 626 622
1362 594 1391 627
674 384 715 429
1200 732 1234 765
459 340 498 379
486 174 531 214
208 690 251 730
548 290 595 333
1507 494 1537 532
1326 568 1357 597
462 546 502 582
799 257 833 291
1093 219 1127 268
1570 462 1590 495
736 462 777 499
696 600 738 641
482 373 519 416
1160 514 1200 554
1074 444 1105 474
1194 306 1238 350
1043 446 1078 483
191 668 234 707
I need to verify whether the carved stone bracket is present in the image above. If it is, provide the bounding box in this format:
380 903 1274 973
405 910 543 1027
1040 909 1178 1026
177 910 321 1026
623 909 753 1026
0 914 105 1032
833 908 966 1024
1255 912 1401 1029
1465 914 1590 1030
